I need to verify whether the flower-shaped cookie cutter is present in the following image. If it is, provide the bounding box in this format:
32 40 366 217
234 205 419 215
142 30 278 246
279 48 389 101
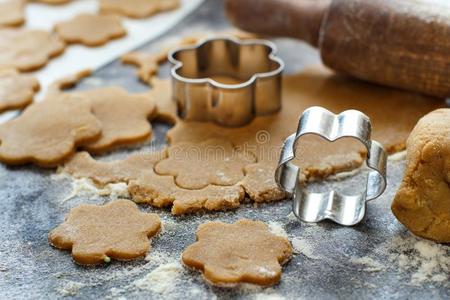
168 37 284 127
275 106 387 226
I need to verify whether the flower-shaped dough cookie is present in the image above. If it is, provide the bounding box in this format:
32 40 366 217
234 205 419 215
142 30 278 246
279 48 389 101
182 219 292 286
55 13 126 47
0 69 40 113
0 0 25 27
76 87 157 153
100 0 180 19
0 93 101 166
0 28 65 71
155 138 255 189
49 199 161 265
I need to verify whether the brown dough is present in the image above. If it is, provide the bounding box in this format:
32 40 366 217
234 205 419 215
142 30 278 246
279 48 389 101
99 0 180 19
55 13 126 47
48 74 157 153
34 0 71 4
182 219 292 287
154 138 255 189
64 151 245 215
0 69 40 113
168 67 444 195
146 78 178 124
49 199 161 265
392 109 450 243
0 93 101 166
76 87 157 153
241 162 286 203
0 0 25 27
122 51 166 83
0 28 65 71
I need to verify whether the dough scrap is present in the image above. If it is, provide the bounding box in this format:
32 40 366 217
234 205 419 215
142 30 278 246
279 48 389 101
49 199 161 265
122 51 166 84
146 78 178 124
55 13 126 47
0 93 101 166
0 28 65 71
64 151 245 215
99 0 180 19
154 138 255 189
182 219 292 287
0 0 25 27
0 69 40 113
241 162 286 203
392 109 450 243
47 69 92 94
76 87 156 153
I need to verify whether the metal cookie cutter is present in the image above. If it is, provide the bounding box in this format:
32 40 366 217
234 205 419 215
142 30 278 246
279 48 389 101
168 37 284 127
275 106 387 226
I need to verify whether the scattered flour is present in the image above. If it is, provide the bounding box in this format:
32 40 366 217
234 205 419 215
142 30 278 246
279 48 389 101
56 280 86 297
286 212 297 222
134 262 183 295
350 257 384 272
268 221 288 238
387 234 450 285
256 266 277 277
61 177 129 203
291 237 319 260
254 294 286 300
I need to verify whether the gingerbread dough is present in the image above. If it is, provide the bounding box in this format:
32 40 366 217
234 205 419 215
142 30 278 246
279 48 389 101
0 0 25 27
99 0 180 19
34 0 71 4
168 67 444 197
392 109 450 243
182 219 292 287
0 93 101 166
64 151 245 215
0 69 40 113
55 13 126 47
146 78 178 124
0 28 65 71
154 138 255 189
49 199 161 265
76 87 156 153
122 51 166 83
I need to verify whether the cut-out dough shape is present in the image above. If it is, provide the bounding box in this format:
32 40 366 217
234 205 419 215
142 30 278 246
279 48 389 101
49 199 161 265
64 151 245 215
154 138 256 190
0 28 65 71
241 162 286 203
0 69 40 113
76 87 156 153
55 13 126 47
0 0 25 27
100 0 180 19
0 93 101 166
182 219 292 287
392 109 450 243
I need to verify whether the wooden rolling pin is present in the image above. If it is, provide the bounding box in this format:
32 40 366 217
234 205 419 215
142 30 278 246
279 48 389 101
225 0 450 98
